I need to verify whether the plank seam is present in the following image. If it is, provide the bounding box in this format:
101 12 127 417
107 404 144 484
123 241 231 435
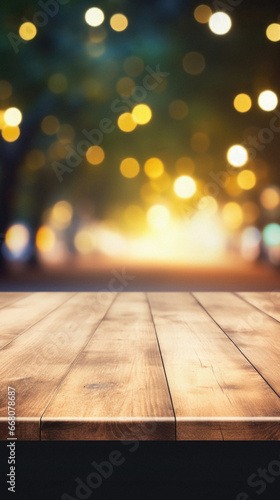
146 293 176 441
234 292 280 325
39 293 118 440
0 292 77 352
191 292 280 403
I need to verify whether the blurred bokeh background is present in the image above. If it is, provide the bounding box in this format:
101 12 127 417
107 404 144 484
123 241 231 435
0 0 280 290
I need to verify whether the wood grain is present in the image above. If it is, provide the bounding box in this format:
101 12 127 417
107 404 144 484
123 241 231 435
42 293 175 441
0 292 73 349
194 292 280 400
148 292 280 440
0 293 115 440
0 292 31 310
237 292 280 323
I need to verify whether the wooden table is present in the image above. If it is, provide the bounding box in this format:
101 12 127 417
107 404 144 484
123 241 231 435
0 292 280 441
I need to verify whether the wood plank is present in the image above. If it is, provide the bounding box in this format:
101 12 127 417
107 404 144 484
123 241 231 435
42 293 175 441
0 293 115 440
0 292 31 310
148 292 280 440
194 292 280 401
0 292 74 349
237 292 280 323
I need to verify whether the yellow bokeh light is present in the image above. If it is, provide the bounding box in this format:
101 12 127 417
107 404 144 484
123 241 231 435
227 144 248 167
209 12 232 35
86 145 105 165
258 90 278 111
175 157 195 174
74 229 94 254
260 187 280 210
222 202 243 230
233 93 252 113
194 4 212 24
124 56 144 77
48 74 68 94
266 23 280 42
174 176 196 199
237 170 256 190
0 80 12 100
19 22 37 41
120 158 140 178
0 111 6 129
147 205 170 230
1 126 20 142
5 224 30 253
144 158 164 179
242 202 260 224
168 100 188 120
132 104 152 125
117 112 137 132
191 132 210 153
110 13 128 32
50 201 73 230
4 107 22 126
140 182 160 204
183 51 205 75
57 124 75 144
198 196 218 215
85 7 104 27
25 149 45 170
116 77 135 96
36 226 55 253
41 115 60 135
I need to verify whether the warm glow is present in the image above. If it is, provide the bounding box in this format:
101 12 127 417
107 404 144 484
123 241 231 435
19 22 37 40
183 51 205 75
174 176 196 199
233 93 252 113
50 201 73 230
4 107 22 126
74 229 94 254
117 112 137 132
144 158 164 179
209 12 231 35
110 14 128 32
0 80 12 100
237 170 256 190
175 157 195 174
36 226 55 253
26 149 46 170
258 90 278 111
147 205 170 230
86 145 105 165
198 196 218 215
190 132 210 153
41 115 60 135
168 100 188 120
222 202 243 230
85 7 104 27
132 104 152 125
5 224 30 255
194 5 212 24
48 74 68 94
120 158 140 178
266 23 280 42
116 77 135 96
1 126 20 142
260 187 280 210
124 56 144 77
227 145 248 167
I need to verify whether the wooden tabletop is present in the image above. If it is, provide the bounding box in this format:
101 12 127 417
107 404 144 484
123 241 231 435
0 292 280 441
